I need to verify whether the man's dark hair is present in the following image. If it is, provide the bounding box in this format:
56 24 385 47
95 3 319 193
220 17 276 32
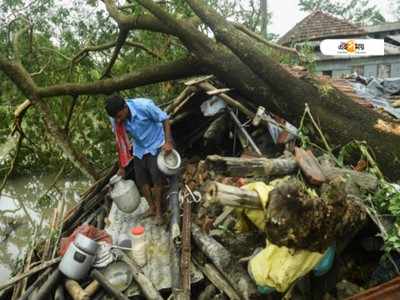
105 95 126 117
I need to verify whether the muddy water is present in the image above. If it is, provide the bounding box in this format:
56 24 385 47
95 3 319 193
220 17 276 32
0 174 89 283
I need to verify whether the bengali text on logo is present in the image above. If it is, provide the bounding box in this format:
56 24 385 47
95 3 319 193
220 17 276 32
320 39 384 56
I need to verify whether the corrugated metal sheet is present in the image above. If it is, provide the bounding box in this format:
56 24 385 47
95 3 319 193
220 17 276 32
105 198 203 297
347 276 400 300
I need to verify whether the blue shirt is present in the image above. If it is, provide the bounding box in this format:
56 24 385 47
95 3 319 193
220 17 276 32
111 98 169 159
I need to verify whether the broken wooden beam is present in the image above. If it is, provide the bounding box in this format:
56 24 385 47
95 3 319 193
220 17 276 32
184 75 214 86
226 106 262 156
295 147 326 185
206 88 231 95
91 270 129 300
115 250 163 300
30 269 63 300
64 280 89 300
19 267 54 300
191 224 257 300
203 181 262 209
206 155 297 177
193 251 241 300
0 257 61 292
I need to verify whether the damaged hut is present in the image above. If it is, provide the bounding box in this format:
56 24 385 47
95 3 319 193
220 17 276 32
1 74 400 300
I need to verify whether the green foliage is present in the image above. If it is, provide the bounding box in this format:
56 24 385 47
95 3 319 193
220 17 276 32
370 181 400 252
299 0 385 25
0 0 275 178
297 42 317 73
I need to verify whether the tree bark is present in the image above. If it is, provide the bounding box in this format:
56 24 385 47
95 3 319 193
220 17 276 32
191 224 257 300
192 251 241 300
183 0 400 180
3 0 400 180
203 181 262 209
206 155 297 177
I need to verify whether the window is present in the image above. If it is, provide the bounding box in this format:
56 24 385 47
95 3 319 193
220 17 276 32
378 64 391 79
322 70 333 77
351 65 364 76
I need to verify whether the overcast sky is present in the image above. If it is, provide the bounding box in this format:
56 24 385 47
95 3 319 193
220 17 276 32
269 0 397 37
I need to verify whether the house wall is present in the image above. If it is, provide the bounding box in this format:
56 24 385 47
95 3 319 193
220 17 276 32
316 56 400 78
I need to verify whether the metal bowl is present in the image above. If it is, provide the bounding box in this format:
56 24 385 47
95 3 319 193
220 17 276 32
102 260 133 292
157 149 181 176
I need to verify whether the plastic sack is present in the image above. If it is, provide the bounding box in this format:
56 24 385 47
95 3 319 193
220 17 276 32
235 181 327 292
234 179 288 232
58 224 112 256
248 241 324 292
200 96 226 117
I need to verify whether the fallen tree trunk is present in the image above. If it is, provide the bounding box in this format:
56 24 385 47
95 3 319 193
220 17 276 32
182 0 400 181
3 0 400 180
206 155 297 177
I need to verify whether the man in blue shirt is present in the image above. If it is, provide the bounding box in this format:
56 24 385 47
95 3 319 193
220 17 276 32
105 95 173 224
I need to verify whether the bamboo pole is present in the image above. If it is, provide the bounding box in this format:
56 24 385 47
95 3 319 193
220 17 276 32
65 280 89 300
191 224 257 300
19 267 53 300
0 257 61 291
179 186 192 300
91 270 129 300
192 251 241 300
116 250 163 300
54 285 65 300
30 269 63 300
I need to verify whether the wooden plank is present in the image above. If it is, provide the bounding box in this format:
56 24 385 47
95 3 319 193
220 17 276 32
206 88 231 95
184 75 214 86
294 147 326 185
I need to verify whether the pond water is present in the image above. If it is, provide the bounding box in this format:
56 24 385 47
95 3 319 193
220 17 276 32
0 174 90 283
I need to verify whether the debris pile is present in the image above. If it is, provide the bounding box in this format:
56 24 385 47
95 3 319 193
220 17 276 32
2 75 400 299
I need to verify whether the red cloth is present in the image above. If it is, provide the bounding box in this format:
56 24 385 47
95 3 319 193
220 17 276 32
115 122 133 168
58 224 112 256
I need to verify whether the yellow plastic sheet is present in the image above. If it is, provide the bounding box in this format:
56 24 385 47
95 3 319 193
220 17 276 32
234 180 282 232
235 181 324 292
248 241 324 292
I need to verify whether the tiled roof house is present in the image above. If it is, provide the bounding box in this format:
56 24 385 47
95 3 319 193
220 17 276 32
278 11 400 78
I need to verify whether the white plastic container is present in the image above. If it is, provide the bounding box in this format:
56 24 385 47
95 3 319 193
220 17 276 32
109 174 140 213
129 226 147 267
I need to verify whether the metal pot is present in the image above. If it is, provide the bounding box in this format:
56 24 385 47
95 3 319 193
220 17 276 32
109 175 141 213
157 149 181 176
59 234 99 280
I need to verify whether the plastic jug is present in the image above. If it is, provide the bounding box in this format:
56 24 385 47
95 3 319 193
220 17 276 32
130 226 147 267
109 174 140 213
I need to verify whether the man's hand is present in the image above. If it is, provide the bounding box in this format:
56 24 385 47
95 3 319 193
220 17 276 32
118 167 126 177
162 141 173 154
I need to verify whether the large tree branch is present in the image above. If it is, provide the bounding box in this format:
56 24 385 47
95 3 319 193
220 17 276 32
38 56 203 97
102 0 176 34
12 24 30 62
0 56 38 99
72 39 162 64
134 0 281 111
101 29 129 78
233 23 299 58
